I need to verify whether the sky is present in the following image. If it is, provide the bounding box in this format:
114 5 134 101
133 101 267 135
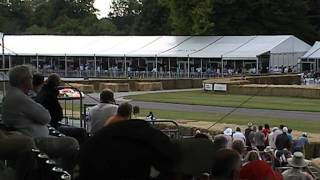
94 0 113 19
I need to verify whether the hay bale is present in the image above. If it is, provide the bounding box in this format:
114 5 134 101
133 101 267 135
135 82 163 91
68 83 94 93
99 83 130 92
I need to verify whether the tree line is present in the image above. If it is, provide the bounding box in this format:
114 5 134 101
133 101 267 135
0 0 319 43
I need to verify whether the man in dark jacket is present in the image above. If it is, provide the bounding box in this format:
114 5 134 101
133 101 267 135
35 74 63 128
275 127 291 150
79 120 179 180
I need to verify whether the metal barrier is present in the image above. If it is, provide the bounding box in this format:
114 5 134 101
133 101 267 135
146 120 181 139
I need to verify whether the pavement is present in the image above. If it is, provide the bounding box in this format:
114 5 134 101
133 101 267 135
80 89 320 121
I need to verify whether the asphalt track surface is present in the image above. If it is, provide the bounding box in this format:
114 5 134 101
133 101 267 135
79 89 320 121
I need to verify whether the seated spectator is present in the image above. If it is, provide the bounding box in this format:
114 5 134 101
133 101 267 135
105 103 132 126
276 127 291 150
2 65 79 171
282 152 313 180
293 133 309 153
79 119 178 180
87 89 118 134
244 150 261 164
35 73 63 128
213 135 228 151
28 73 44 98
211 149 241 180
240 160 282 180
36 73 88 144
232 127 246 144
232 140 246 158
254 125 265 151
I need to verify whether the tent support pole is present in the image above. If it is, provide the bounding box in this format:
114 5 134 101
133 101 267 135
2 34 5 69
36 54 39 72
8 55 11 69
187 55 190 78
64 54 67 77
256 58 259 74
200 58 203 78
94 54 97 77
124 55 127 78
155 55 158 79
221 57 224 77
168 57 171 78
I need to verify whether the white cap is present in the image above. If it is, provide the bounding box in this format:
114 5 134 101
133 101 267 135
224 128 233 136
283 127 288 133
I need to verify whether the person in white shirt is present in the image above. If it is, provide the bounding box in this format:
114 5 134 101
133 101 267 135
232 127 246 144
88 89 118 134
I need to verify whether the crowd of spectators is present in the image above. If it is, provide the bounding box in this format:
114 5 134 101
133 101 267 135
0 65 317 180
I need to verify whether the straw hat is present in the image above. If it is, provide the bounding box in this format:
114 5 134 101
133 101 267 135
288 152 309 168
224 128 233 136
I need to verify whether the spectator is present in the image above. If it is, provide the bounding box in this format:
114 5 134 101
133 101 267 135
35 73 63 128
240 160 282 180
146 111 156 121
254 126 265 151
105 103 132 126
211 149 241 180
293 133 309 153
245 150 261 163
232 127 246 144
232 140 246 158
263 124 271 146
2 65 79 171
276 127 291 150
287 128 293 142
132 106 140 119
269 127 279 149
213 135 228 151
87 89 118 134
248 126 257 148
223 128 233 148
28 73 44 98
282 152 313 180
244 122 253 147
79 120 178 180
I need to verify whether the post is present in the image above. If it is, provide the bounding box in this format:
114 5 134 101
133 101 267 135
200 58 203 78
124 54 127 78
1 33 5 69
221 56 224 77
187 55 190 78
155 55 158 78
94 54 97 77
8 55 11 69
64 54 67 77
168 57 171 78
256 58 259 74
36 54 39 72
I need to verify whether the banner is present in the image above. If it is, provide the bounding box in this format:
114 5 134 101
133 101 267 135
214 84 227 91
203 83 213 91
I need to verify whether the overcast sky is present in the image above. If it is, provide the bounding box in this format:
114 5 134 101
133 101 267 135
94 0 112 19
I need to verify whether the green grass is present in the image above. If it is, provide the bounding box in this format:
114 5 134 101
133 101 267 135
139 108 320 133
128 91 320 112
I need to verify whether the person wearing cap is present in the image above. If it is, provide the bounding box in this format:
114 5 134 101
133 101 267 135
275 127 291 150
87 89 118 134
293 133 309 153
282 152 314 180
223 128 233 148
244 122 253 147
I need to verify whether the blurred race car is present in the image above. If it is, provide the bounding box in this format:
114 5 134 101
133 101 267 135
59 88 85 98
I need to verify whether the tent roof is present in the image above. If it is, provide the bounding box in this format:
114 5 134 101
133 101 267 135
2 35 311 59
302 41 320 59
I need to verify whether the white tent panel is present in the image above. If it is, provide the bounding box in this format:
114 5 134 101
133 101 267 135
270 36 311 54
129 36 190 57
223 36 292 59
302 41 320 59
158 36 222 57
105 36 160 57
189 36 254 58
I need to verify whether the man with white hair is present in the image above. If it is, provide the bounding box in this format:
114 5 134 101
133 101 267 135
275 127 291 150
2 65 79 171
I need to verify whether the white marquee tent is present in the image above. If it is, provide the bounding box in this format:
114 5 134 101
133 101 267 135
0 35 312 77
301 41 320 71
